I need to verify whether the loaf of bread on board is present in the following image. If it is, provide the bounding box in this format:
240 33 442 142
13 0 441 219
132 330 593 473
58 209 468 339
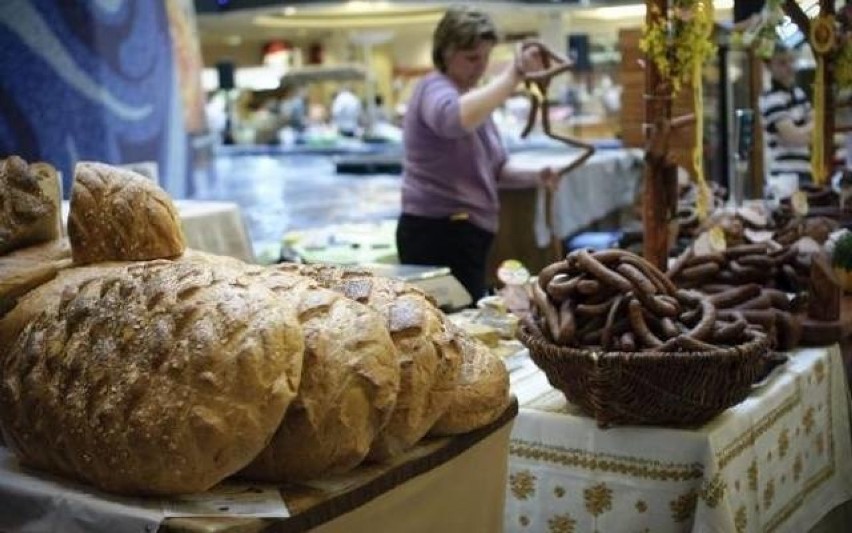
292 264 462 461
429 333 511 435
0 239 71 320
0 260 304 495
0 260 127 358
227 266 400 481
68 162 185 265
0 156 61 255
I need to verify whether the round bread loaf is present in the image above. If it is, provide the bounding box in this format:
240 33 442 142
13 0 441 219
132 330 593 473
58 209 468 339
429 334 511 436
0 260 304 495
0 239 71 320
293 264 462 460
0 261 127 359
236 267 400 481
0 156 60 255
68 162 185 265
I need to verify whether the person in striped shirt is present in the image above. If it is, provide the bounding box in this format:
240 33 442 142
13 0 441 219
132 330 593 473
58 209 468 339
759 44 813 183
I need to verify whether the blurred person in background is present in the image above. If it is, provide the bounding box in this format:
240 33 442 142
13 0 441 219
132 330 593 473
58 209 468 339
331 84 362 137
759 43 813 184
396 6 557 302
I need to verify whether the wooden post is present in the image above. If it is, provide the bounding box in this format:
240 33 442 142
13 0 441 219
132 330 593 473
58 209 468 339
749 48 765 196
642 0 673 271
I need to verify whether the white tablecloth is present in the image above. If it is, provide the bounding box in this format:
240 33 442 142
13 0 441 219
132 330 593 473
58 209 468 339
62 200 254 263
172 200 254 263
507 149 642 247
506 346 852 532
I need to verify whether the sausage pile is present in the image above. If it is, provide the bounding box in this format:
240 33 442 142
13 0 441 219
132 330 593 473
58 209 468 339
702 284 803 350
531 249 758 352
667 243 809 293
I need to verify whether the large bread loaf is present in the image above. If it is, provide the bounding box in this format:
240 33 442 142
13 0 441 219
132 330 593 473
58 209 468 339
291 264 462 460
0 156 61 255
232 266 399 481
0 260 304 495
0 261 126 358
429 334 511 435
68 162 185 265
0 239 71 319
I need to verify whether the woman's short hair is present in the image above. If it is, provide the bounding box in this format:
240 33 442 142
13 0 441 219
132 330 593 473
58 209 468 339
431 6 498 72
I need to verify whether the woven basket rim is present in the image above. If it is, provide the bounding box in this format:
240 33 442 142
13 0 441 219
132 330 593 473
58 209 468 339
517 321 770 360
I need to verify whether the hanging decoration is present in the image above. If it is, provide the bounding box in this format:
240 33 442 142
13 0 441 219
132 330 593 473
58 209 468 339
730 0 784 59
640 0 716 218
809 14 835 184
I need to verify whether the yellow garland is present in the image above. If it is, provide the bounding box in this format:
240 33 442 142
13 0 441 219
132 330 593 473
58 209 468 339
693 0 713 218
640 1 715 216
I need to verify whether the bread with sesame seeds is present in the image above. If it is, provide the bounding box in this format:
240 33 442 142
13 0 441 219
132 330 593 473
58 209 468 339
0 260 304 495
290 264 463 461
232 266 400 482
0 156 61 256
67 162 185 265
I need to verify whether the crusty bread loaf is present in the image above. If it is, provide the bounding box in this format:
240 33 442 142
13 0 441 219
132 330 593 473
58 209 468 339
0 156 61 255
292 264 462 461
68 162 185 265
0 239 71 319
0 260 304 495
0 260 127 359
179 248 249 270
233 267 399 481
429 334 511 435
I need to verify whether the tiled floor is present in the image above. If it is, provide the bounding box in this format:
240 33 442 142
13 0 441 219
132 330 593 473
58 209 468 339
193 153 402 253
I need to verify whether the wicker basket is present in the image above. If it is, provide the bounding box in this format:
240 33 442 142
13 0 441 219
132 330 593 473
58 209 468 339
518 321 775 427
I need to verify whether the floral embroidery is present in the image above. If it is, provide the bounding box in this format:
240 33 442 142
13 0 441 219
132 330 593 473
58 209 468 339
670 490 698 523
815 431 826 456
636 500 648 513
793 453 803 482
778 428 790 459
763 478 775 510
547 513 576 533
803 407 816 435
584 483 613 517
747 460 758 491
814 360 826 384
510 470 537 500
554 486 566 498
519 515 530 527
701 474 726 508
734 505 748 533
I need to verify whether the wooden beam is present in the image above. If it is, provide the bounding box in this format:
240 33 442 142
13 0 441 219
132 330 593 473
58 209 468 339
642 0 672 270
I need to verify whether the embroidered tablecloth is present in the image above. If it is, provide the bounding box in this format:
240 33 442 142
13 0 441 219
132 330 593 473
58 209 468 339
506 346 852 532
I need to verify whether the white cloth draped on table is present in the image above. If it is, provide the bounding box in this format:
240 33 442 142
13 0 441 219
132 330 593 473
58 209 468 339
506 346 852 532
532 150 641 248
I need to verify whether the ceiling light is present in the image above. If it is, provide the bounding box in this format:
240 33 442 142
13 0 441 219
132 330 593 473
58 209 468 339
283 6 296 16
225 35 242 46
583 0 733 20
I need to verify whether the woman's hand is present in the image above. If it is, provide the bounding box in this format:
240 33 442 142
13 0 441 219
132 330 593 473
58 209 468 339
512 43 546 82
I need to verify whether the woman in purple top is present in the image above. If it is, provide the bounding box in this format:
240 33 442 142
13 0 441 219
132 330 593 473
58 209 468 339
397 6 558 302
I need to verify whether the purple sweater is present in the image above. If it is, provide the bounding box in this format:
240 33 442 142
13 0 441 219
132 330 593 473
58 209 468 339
401 72 508 233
